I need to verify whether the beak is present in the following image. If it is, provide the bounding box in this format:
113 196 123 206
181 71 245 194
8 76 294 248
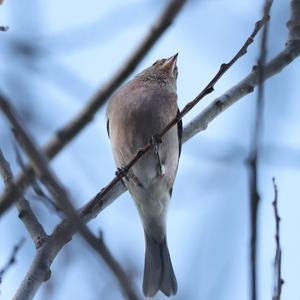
163 53 178 73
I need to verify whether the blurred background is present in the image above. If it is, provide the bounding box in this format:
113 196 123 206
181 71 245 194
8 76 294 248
0 0 299 299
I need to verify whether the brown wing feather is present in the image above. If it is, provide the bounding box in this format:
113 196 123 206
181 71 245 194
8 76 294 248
177 108 182 158
106 119 110 138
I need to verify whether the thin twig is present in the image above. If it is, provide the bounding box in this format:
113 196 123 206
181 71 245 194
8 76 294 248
0 238 25 287
272 178 284 300
0 0 187 215
0 99 140 300
0 149 47 248
248 2 273 300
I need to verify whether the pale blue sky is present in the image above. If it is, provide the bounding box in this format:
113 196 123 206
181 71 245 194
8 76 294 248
0 1 299 299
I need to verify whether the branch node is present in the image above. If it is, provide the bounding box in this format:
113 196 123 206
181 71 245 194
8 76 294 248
35 235 48 249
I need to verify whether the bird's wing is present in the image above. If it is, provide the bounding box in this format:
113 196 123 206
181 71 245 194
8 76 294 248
177 108 182 158
106 119 110 138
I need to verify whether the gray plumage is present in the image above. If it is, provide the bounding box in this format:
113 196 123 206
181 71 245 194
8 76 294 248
106 54 182 297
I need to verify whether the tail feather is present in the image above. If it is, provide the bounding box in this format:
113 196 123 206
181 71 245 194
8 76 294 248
160 240 177 296
143 232 177 297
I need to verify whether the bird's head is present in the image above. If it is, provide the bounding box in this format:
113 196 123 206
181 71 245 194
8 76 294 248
136 53 178 87
151 53 178 80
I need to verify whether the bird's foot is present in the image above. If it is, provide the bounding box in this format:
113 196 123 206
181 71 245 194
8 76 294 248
149 134 165 176
149 134 162 148
115 165 129 180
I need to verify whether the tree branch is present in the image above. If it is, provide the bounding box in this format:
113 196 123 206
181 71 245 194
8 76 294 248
248 2 273 300
0 149 47 248
182 9 300 142
0 0 187 216
272 178 284 300
13 180 126 300
0 99 140 300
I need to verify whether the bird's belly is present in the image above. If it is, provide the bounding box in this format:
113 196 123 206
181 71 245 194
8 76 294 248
128 178 170 240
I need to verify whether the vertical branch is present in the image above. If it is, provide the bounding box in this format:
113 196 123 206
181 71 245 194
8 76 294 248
272 178 284 300
248 1 273 300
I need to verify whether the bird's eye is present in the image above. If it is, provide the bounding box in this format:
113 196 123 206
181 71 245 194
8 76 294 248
152 61 159 66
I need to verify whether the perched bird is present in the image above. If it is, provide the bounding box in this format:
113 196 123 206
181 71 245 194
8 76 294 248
106 54 182 297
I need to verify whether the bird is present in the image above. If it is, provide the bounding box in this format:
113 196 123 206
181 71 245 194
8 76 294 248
106 54 182 297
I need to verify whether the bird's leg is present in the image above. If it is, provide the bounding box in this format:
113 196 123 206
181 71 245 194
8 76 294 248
116 165 144 187
149 134 165 175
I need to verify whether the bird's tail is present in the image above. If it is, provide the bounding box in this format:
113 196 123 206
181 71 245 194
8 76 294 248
143 231 177 297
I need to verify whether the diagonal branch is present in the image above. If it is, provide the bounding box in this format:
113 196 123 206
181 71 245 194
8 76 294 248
0 0 187 216
0 149 47 248
0 99 140 300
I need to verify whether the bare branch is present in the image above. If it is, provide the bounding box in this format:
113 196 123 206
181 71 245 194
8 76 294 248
272 178 284 300
0 238 25 288
247 2 273 300
0 0 187 215
0 98 140 300
182 0 300 143
13 180 126 300
13 142 62 214
0 149 47 248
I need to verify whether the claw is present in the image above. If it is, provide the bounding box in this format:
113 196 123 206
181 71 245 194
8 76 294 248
149 134 165 176
149 134 162 146
116 166 129 180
